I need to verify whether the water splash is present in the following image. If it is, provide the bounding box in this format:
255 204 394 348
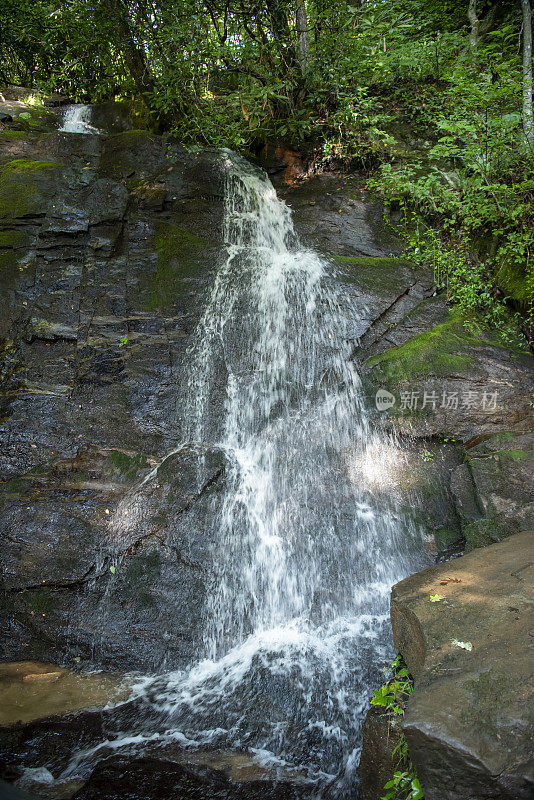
66 152 427 794
59 104 99 133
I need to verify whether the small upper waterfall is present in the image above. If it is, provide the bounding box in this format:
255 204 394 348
59 104 98 133
62 152 428 795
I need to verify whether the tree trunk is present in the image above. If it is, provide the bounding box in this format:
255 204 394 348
468 0 479 50
521 0 533 145
295 0 310 71
100 0 156 103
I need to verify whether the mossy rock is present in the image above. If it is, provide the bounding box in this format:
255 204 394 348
462 518 516 551
365 308 479 385
0 131 27 140
21 587 58 613
468 447 530 464
0 159 63 218
0 247 20 284
434 527 463 552
99 130 160 178
333 255 416 295
364 307 526 389
0 228 31 249
144 221 207 311
106 449 149 482
497 261 531 303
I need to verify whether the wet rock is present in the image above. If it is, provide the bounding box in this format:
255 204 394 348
391 531 534 800
0 125 227 671
358 706 402 800
72 755 312 800
0 710 314 799
452 431 534 550
282 174 401 258
362 303 534 441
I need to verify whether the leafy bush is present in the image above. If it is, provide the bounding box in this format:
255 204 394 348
371 654 424 800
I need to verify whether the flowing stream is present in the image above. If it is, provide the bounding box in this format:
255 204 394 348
62 151 426 795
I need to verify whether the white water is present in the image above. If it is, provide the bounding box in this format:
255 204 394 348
59 104 98 133
62 152 427 794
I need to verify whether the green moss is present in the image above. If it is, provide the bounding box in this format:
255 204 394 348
494 449 529 462
145 221 206 310
498 262 530 302
365 309 477 385
0 159 62 218
0 131 27 140
106 449 148 479
0 228 30 248
463 518 516 551
24 588 57 613
2 159 60 173
334 255 409 268
468 448 530 463
334 255 414 293
0 248 19 282
434 527 462 552
5 478 24 495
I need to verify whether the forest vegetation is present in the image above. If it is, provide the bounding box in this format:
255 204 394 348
2 0 533 340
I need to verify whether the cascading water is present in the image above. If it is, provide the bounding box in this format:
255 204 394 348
59 104 98 133
62 151 428 795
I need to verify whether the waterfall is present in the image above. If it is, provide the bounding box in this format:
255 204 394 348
59 104 98 133
65 152 427 794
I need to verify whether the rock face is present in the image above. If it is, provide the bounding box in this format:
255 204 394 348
0 705 314 799
451 431 534 550
390 531 534 800
361 299 534 441
0 122 230 671
358 706 402 800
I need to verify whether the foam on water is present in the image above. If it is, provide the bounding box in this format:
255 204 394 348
59 104 99 133
60 151 427 795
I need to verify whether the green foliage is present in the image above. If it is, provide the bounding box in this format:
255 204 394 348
366 21 533 337
420 450 434 462
382 767 424 800
1 1 531 332
372 654 424 800
371 653 413 716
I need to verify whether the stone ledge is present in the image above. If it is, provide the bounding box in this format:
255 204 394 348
391 531 534 800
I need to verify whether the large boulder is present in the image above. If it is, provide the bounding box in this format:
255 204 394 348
390 532 534 800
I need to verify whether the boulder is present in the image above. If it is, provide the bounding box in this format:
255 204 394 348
390 532 534 800
358 706 403 800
